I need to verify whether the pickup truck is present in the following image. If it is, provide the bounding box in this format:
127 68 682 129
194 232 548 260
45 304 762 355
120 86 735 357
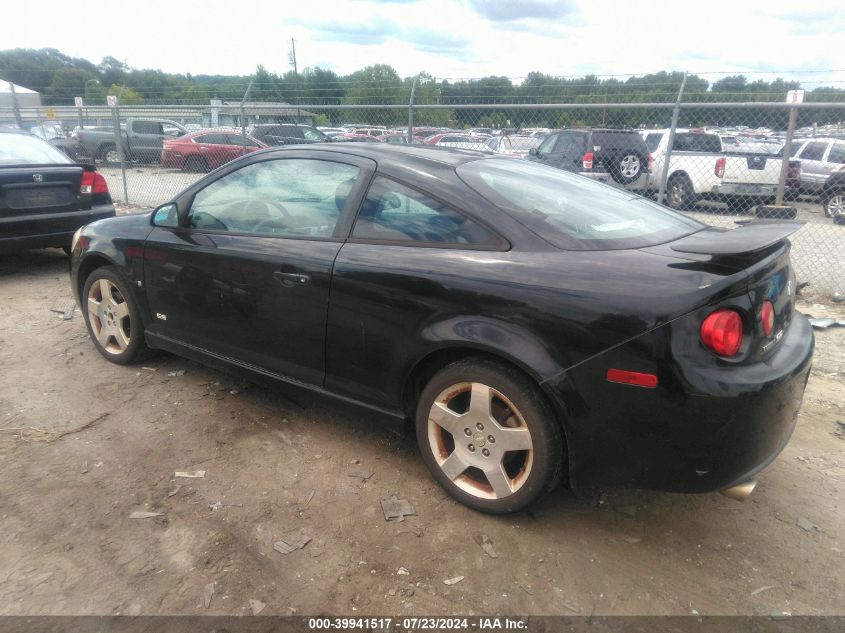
74 119 188 165
641 129 799 212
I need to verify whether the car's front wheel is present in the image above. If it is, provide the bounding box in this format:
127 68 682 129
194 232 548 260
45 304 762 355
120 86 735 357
82 266 148 365
415 358 564 514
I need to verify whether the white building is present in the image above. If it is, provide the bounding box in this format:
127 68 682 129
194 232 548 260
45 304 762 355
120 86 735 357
0 81 43 109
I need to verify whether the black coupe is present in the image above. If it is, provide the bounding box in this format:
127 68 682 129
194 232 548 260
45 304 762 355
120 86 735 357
70 144 813 513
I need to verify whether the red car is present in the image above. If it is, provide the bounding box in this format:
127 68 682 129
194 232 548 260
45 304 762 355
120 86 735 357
160 130 266 172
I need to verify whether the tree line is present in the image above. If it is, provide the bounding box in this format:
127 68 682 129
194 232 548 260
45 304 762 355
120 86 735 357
1 48 843 129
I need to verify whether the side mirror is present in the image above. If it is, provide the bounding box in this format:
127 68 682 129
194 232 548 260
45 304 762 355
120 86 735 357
152 202 180 228
528 147 538 157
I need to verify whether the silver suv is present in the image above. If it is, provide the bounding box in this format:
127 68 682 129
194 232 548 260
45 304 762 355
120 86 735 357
790 137 845 194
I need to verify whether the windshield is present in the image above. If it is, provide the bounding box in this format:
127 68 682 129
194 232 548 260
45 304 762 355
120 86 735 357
457 158 703 250
0 133 73 165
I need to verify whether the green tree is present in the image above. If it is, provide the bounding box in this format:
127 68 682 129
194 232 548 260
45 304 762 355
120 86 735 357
107 84 144 105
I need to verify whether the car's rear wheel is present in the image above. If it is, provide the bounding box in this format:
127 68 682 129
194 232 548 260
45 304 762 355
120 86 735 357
666 174 695 210
823 190 845 220
611 153 643 184
100 145 120 166
82 266 148 365
185 156 209 173
415 358 564 514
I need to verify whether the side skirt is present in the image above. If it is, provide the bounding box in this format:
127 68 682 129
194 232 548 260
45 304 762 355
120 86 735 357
145 331 406 431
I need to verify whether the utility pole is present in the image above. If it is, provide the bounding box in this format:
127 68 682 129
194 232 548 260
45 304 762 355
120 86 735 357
289 38 300 124
289 38 298 76
240 79 254 155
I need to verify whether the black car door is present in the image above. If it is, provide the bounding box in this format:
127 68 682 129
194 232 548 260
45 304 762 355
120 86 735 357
142 151 374 385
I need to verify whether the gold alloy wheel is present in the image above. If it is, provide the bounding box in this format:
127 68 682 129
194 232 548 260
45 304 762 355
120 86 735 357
87 278 131 355
427 382 534 500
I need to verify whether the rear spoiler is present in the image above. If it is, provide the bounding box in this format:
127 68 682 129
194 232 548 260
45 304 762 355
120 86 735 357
670 221 803 255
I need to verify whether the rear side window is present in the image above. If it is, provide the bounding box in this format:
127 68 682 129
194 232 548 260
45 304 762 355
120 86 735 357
133 121 163 135
673 133 722 153
827 143 845 164
196 134 230 145
226 134 260 147
457 158 703 251
352 176 494 246
800 142 827 161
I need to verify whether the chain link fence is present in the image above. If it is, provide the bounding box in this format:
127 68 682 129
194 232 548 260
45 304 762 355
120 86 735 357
2 97 844 296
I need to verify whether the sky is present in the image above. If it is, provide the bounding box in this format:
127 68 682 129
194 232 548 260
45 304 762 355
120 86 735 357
2 0 844 85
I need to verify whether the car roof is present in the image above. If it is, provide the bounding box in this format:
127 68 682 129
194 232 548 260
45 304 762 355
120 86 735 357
253 142 488 174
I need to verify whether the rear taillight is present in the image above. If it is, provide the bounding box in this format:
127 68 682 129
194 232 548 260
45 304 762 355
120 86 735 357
700 308 743 357
761 301 774 336
714 157 726 178
582 151 594 169
80 171 109 195
647 153 653 171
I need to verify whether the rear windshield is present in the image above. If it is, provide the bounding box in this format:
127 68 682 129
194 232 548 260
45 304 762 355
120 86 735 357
0 133 72 165
457 158 703 250
673 133 722 153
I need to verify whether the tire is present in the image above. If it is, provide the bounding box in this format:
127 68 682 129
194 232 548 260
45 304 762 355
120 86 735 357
415 358 565 514
99 144 120 166
665 174 695 210
184 156 209 173
610 152 644 185
823 190 845 220
82 266 149 365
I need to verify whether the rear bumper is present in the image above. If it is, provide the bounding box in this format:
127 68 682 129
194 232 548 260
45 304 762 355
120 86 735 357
0 205 115 253
711 183 777 197
563 313 814 493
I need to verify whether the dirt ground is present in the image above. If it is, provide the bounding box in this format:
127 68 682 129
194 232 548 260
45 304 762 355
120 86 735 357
0 249 843 617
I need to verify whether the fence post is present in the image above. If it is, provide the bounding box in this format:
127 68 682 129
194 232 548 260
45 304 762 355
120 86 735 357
240 80 254 156
109 91 129 204
407 76 418 144
8 82 23 128
774 96 800 207
656 72 688 206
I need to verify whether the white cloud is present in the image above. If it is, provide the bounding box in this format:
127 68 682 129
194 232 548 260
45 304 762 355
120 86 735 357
1 0 841 86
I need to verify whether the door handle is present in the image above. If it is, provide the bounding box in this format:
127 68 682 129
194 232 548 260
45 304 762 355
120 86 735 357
273 271 310 287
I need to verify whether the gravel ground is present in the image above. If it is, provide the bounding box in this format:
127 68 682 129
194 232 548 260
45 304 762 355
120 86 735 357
0 249 842 617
